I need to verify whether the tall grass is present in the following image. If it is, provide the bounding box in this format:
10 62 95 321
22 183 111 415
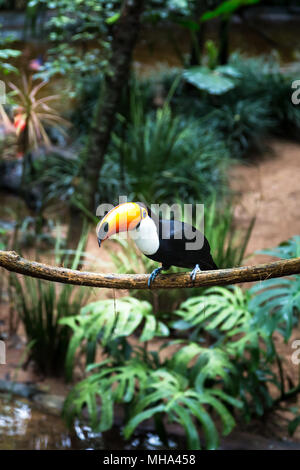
10 230 90 376
205 197 255 269
107 93 230 204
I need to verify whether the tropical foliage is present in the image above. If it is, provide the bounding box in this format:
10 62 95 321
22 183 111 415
0 25 21 75
62 299 242 449
9 231 90 375
1 0 300 452
61 237 300 449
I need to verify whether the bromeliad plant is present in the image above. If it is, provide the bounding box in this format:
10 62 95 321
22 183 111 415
8 75 70 151
0 103 19 160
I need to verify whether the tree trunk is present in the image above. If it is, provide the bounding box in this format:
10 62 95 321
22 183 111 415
82 0 145 214
190 23 206 66
189 0 208 67
218 17 230 65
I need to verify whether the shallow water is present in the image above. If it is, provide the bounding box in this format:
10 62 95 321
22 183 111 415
0 395 179 450
0 395 75 450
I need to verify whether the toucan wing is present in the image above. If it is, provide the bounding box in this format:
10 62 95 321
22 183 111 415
149 218 217 270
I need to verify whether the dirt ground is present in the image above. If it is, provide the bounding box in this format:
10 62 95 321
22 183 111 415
230 140 300 264
0 138 300 445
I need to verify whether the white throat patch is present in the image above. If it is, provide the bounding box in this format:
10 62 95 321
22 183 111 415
129 216 159 255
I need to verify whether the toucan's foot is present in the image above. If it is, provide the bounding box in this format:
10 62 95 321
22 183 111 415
190 264 201 282
148 267 163 288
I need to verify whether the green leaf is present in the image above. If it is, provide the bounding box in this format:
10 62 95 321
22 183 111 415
106 12 121 24
288 415 300 436
99 391 114 431
0 49 21 59
210 389 243 409
201 0 260 21
200 393 235 436
140 314 157 342
193 348 235 390
217 65 242 78
256 236 300 259
183 66 235 95
175 286 250 333
176 19 200 32
63 297 165 358
181 398 218 450
172 403 201 450
170 343 202 375
123 405 165 439
65 332 84 381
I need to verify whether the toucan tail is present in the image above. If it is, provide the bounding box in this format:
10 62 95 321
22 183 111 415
206 258 218 270
199 257 218 271
207 253 218 270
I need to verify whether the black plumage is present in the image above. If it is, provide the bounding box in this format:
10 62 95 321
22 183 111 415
96 201 217 286
146 216 217 271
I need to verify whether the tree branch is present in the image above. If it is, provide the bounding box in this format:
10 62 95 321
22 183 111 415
0 250 300 290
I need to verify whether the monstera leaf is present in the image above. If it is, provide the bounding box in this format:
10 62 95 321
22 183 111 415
201 0 260 21
60 297 169 380
124 368 241 450
183 65 239 95
256 235 300 259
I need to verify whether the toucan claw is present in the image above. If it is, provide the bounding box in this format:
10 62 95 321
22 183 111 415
190 264 201 283
148 267 163 288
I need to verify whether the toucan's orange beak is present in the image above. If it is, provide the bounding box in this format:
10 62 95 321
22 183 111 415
97 202 144 246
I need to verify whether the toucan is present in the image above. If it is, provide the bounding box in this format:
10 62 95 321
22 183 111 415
97 202 218 287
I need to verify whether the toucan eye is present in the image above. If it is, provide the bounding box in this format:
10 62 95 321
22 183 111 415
143 210 146 218
103 222 109 233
